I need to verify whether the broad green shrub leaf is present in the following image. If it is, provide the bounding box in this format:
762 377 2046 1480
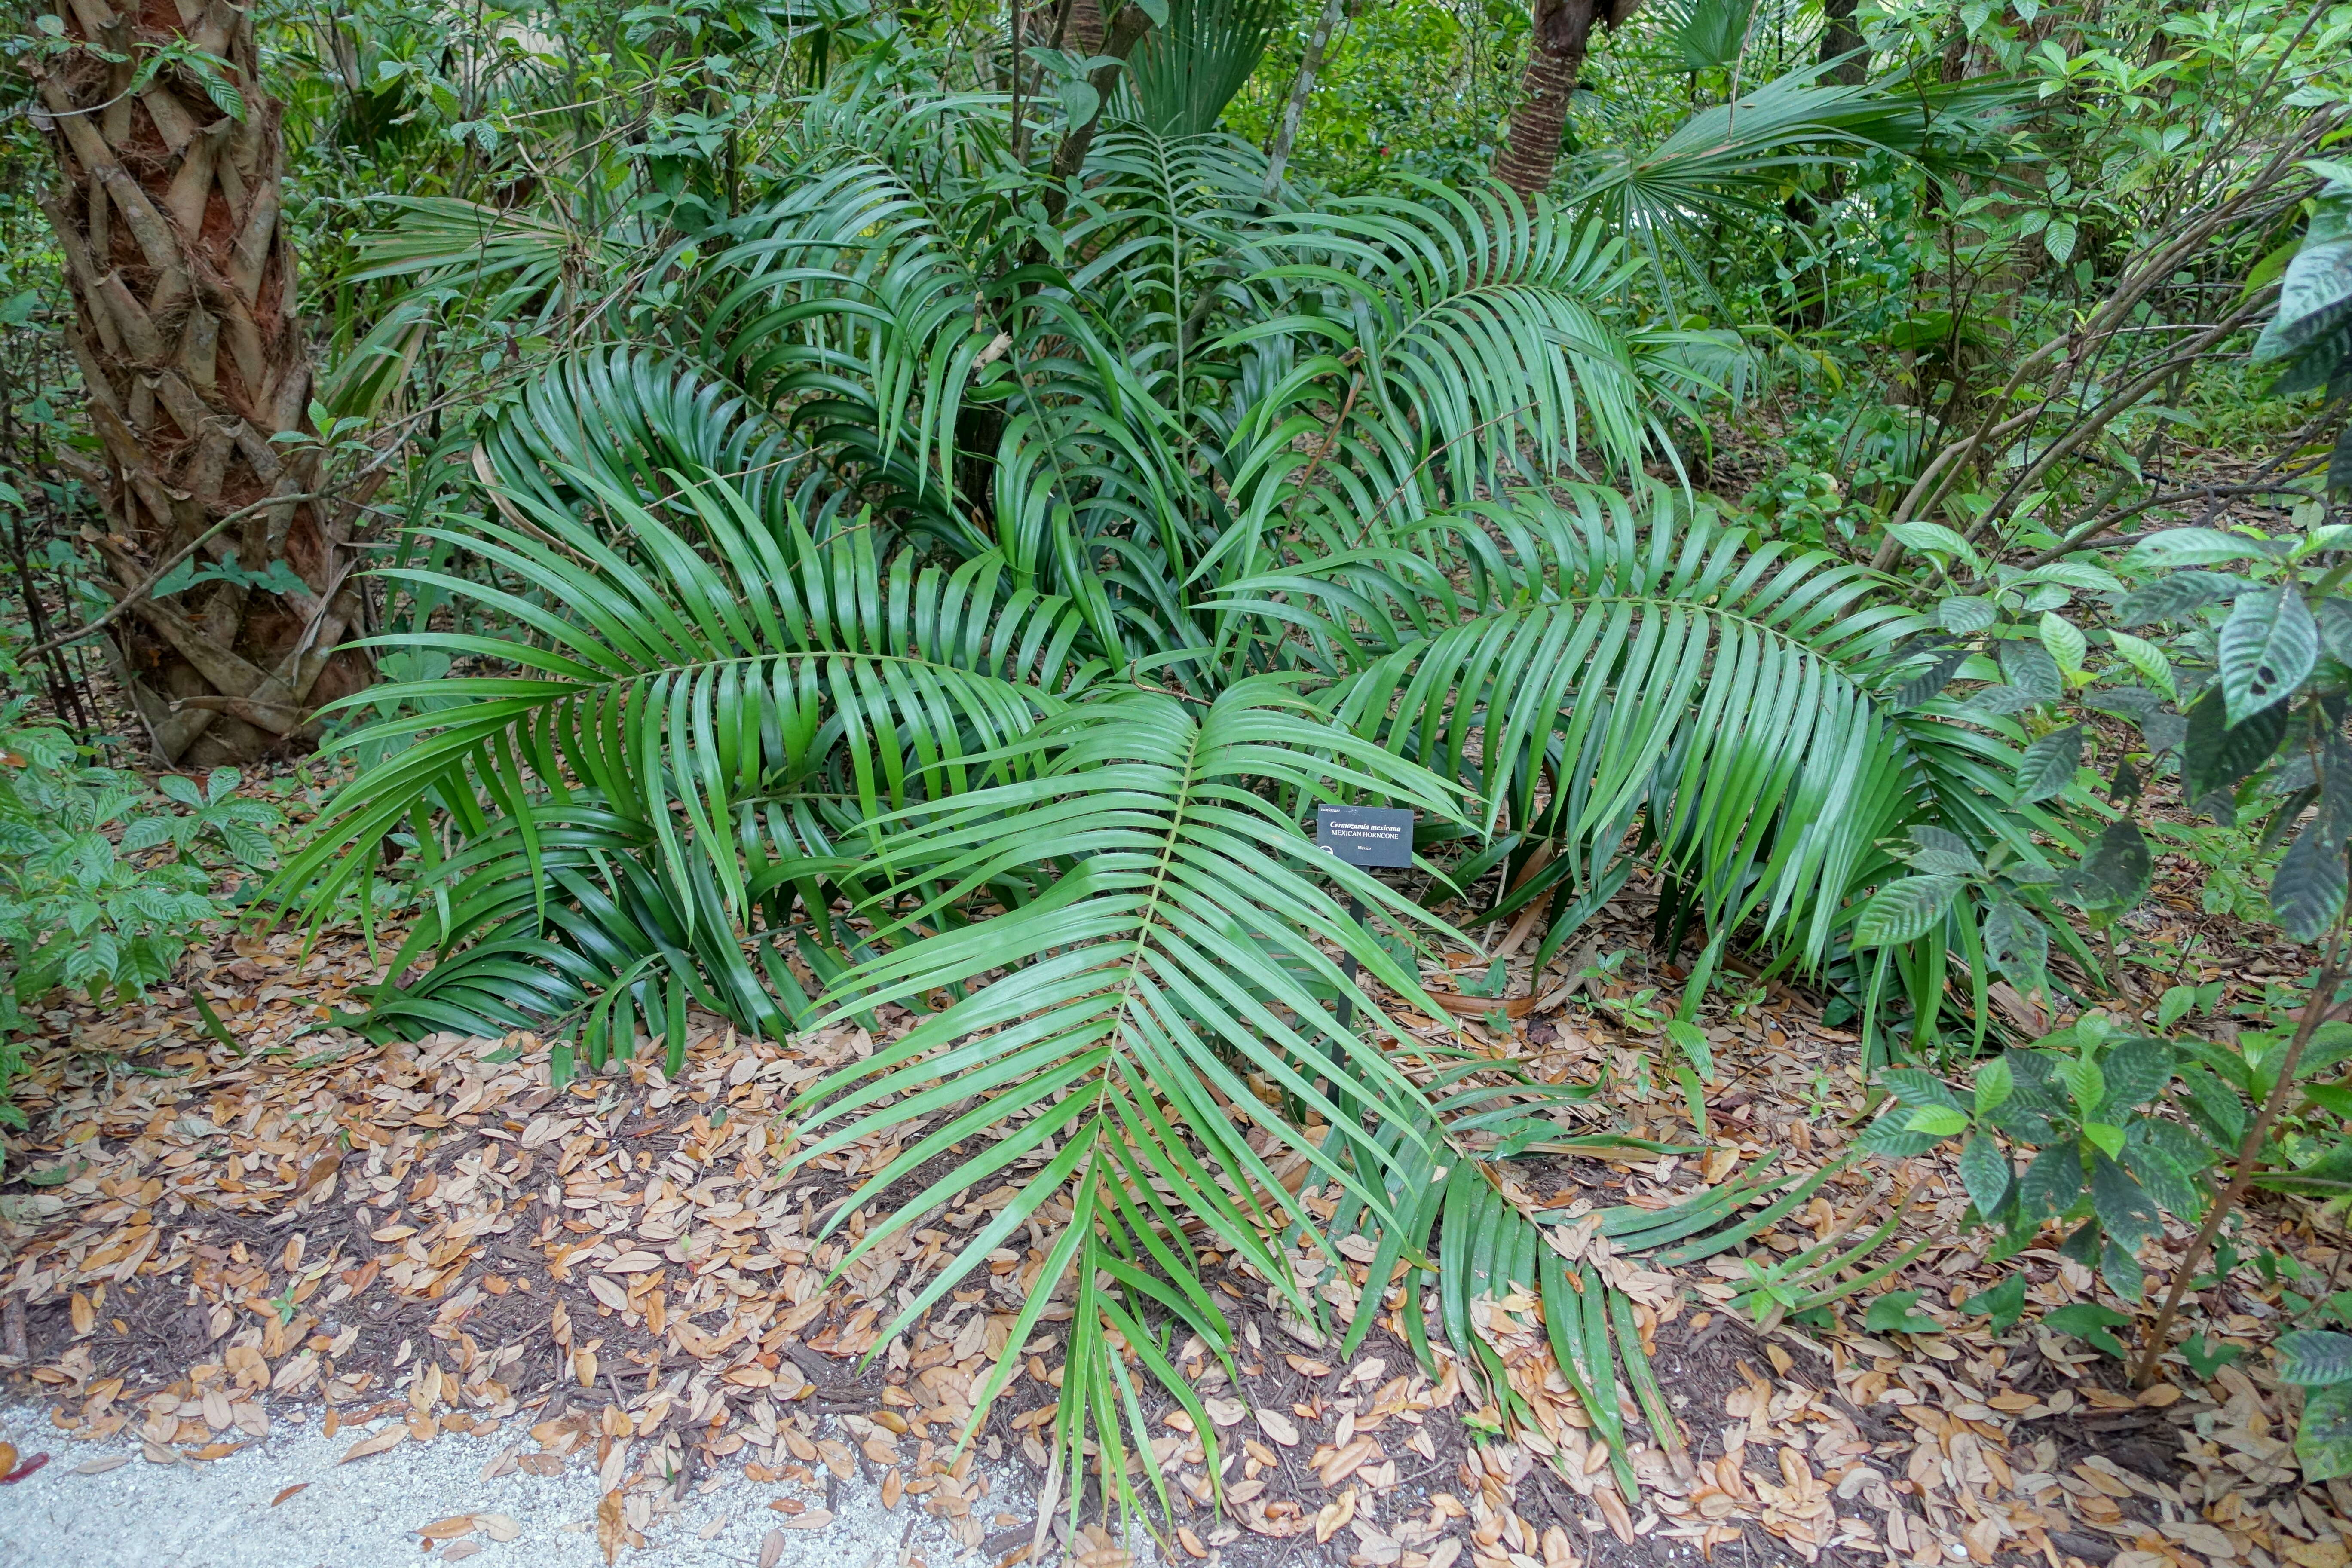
2126 529 2271 569
2020 1143 2084 1219
1958 1134 2012 1216
2044 1302 2132 1357
1974 1055 2015 1116
2097 1038 2173 1114
2297 1385 2352 1482
2107 631 2174 698
2063 819 2152 910
1864 1291 1940 1334
2000 639 2064 704
1906 1105 1969 1136
2219 586 2318 724
2039 613 2087 676
1890 521 1980 567
1938 596 1998 632
2278 1330 2352 1387
2183 1335 2244 1381
2272 820 2347 941
1984 898 2049 987
2183 688 2289 804
2251 175 2352 398
1961 1274 2026 1332
2116 571 2251 625
2015 725 2083 802
1857 875 1963 945
1883 1067 1965 1112
2090 1155 2160 1247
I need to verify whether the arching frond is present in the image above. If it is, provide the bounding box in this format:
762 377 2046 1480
783 687 1470 1518
276 469 1100 961
1241 183 1674 522
1219 483 1978 977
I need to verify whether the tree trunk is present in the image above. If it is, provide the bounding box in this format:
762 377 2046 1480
1492 0 1637 201
1821 0 1866 85
1065 0 1106 54
25 0 373 767
1260 0 1351 205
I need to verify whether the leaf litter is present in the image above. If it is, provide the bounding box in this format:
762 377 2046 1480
0 882 2346 1568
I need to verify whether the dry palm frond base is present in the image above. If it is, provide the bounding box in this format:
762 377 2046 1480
2 912 2349 1568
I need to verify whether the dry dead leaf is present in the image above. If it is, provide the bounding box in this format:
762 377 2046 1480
271 1483 308 1507
597 1489 626 1565
477 1514 521 1543
419 1515 478 1540
784 1508 836 1531
1255 1408 1301 1446
338 1426 407 1464
73 1456 129 1476
444 1544 481 1562
760 1530 786 1568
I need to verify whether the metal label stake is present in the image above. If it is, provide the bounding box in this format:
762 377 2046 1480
1315 804 1415 1030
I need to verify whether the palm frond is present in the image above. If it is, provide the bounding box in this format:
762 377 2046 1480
1121 0 1285 138
1568 64 2029 303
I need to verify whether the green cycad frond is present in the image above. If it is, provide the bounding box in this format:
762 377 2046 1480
473 348 825 536
780 686 1468 1521
1244 183 1670 517
275 470 1100 949
1223 483 1956 973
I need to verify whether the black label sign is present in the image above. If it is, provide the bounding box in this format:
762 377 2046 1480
1315 805 1416 868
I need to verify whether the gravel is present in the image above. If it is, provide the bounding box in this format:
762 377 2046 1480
0 1404 1040 1568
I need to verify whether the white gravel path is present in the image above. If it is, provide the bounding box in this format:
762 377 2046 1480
0 1404 1045 1568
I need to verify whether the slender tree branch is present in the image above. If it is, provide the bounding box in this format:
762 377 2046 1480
1259 0 1351 207
2131 944 2349 1387
24 489 326 663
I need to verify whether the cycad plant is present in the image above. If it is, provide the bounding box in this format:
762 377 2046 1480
277 60 2035 1525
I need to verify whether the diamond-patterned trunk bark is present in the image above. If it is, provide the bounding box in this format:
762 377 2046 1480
28 0 373 765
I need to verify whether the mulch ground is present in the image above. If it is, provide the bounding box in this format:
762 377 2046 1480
1 859 2349 1568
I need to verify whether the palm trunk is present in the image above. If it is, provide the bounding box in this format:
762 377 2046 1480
1494 0 1637 200
25 0 372 766
1065 0 1106 53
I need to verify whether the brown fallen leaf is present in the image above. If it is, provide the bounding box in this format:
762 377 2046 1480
420 1516 478 1540
1255 1408 1301 1446
785 1509 836 1531
759 1529 786 1568
1314 1488 1357 1544
597 1489 626 1565
882 1468 903 1509
271 1483 309 1507
478 1514 521 1542
73 1456 130 1476
444 1545 481 1562
339 1425 408 1464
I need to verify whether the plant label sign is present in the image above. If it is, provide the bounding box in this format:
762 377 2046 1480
1315 805 1415 868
